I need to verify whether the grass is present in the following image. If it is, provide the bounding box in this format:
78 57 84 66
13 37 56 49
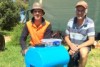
86 48 100 67
0 44 100 67
0 24 25 67
0 44 25 67
0 24 100 67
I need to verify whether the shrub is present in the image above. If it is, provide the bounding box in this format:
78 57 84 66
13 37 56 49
8 23 24 45
0 0 20 30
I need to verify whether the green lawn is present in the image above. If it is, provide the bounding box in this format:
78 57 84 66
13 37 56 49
0 43 25 67
0 24 25 67
86 48 100 67
0 42 100 67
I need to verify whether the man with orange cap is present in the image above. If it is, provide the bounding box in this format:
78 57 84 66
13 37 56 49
20 2 52 55
65 1 95 67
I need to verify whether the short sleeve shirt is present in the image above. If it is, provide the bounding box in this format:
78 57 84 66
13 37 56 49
65 17 95 45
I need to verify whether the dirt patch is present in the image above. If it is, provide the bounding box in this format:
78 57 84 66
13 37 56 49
4 36 11 43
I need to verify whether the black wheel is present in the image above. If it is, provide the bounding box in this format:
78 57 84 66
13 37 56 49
0 34 5 51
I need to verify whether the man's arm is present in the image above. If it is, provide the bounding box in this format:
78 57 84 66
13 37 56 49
65 23 78 52
65 35 78 51
20 24 29 51
44 24 52 38
65 35 73 47
78 36 95 49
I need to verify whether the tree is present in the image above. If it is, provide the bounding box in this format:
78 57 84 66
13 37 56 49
16 0 28 10
0 0 20 30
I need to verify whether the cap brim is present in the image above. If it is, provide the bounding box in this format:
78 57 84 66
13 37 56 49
76 5 86 9
30 9 45 15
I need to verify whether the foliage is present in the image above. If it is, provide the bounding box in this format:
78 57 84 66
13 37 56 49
16 0 28 10
8 23 30 46
9 23 24 45
0 24 25 67
0 0 20 30
0 0 28 30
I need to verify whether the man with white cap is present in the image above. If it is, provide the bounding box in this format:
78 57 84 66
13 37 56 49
65 1 95 67
20 2 52 55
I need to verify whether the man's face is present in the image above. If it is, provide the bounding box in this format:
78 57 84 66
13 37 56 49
32 9 43 20
76 6 86 19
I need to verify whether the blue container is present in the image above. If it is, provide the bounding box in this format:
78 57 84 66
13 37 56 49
53 41 61 46
25 45 70 67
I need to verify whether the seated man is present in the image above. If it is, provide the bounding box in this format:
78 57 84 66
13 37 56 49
20 2 52 55
65 1 95 67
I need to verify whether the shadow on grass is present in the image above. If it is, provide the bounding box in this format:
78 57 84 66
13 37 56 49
0 31 10 35
0 48 7 52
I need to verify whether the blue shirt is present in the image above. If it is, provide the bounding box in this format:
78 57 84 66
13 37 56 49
65 17 95 45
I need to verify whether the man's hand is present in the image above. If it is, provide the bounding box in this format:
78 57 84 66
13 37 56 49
70 43 78 52
24 49 28 54
69 49 75 55
69 49 79 58
22 49 28 56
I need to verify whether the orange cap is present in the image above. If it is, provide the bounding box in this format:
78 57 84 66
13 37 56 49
76 1 88 9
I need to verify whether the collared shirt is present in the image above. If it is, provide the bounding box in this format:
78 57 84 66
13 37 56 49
65 17 95 45
20 17 52 50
